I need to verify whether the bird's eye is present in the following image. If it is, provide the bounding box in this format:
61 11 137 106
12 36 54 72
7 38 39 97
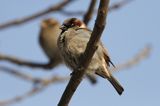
71 23 75 27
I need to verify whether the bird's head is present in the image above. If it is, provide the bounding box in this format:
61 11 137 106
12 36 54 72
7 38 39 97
41 18 59 28
60 18 86 31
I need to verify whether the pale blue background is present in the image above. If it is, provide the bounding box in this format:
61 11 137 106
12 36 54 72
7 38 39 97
0 0 159 106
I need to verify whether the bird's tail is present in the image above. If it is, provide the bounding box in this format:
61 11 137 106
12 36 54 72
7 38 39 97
96 69 124 95
108 75 124 95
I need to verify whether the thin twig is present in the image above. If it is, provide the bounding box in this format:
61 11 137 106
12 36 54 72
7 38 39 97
0 0 74 30
83 0 97 25
0 54 55 69
58 0 109 106
111 45 152 71
109 0 133 12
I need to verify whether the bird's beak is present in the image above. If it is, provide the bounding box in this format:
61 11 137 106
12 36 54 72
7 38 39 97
60 25 67 30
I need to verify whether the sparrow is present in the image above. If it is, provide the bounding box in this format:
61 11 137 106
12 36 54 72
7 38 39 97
39 18 62 67
39 18 97 84
57 18 124 95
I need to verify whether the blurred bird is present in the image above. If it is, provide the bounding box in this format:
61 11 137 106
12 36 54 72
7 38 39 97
39 18 62 67
39 18 97 84
57 18 124 95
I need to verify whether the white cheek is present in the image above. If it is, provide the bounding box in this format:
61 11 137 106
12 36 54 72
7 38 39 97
80 24 87 28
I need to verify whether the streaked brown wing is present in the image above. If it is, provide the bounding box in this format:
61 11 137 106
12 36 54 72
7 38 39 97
101 43 115 67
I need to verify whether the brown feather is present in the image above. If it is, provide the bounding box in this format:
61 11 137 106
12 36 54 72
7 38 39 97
101 44 115 67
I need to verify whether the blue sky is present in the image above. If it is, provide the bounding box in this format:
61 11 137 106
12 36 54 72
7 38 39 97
0 0 160 106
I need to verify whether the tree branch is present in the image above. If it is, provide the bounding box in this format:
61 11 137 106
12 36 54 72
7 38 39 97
111 45 152 71
108 0 133 12
83 0 97 25
0 0 74 30
0 54 56 69
58 0 109 106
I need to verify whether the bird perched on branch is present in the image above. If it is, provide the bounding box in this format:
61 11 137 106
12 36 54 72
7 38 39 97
39 18 97 84
57 18 124 95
